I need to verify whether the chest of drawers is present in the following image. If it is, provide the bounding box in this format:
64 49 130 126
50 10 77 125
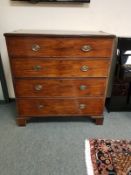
4 30 116 126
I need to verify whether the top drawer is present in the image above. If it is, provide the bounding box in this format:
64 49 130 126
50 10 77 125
6 36 114 58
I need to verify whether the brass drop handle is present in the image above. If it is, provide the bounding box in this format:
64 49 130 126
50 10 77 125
79 104 86 109
35 84 43 91
32 44 40 52
81 45 92 52
81 65 89 72
80 85 87 90
33 65 42 71
38 104 44 109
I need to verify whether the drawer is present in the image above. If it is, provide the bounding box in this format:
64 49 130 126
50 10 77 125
17 98 104 116
6 37 114 58
15 78 106 97
11 59 110 77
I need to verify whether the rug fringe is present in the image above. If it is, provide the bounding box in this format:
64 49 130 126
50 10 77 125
85 140 94 175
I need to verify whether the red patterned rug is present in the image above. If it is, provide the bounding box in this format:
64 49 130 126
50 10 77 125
85 139 131 175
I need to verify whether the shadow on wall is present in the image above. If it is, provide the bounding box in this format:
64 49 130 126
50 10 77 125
9 0 90 8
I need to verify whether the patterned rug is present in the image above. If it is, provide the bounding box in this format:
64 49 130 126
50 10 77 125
85 139 131 175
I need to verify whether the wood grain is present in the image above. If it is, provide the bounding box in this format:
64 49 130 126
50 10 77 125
14 78 106 97
11 59 110 77
17 97 104 116
6 36 114 58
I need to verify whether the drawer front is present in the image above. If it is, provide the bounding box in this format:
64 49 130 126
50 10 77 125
11 59 110 77
15 78 106 97
17 98 104 116
6 37 114 58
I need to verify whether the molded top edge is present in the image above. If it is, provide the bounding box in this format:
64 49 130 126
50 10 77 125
4 29 116 38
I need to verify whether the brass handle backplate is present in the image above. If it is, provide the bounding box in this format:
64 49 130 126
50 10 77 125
33 65 42 71
80 85 87 91
38 104 44 109
35 84 43 91
79 104 86 109
81 45 92 52
32 44 40 52
81 65 89 72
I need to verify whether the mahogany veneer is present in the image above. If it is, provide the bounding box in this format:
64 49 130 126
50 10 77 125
6 37 113 58
17 98 104 116
4 30 116 126
11 59 110 77
14 78 106 97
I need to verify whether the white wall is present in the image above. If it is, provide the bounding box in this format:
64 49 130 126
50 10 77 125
0 0 131 97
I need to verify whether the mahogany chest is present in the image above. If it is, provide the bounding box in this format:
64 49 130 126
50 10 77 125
4 30 116 126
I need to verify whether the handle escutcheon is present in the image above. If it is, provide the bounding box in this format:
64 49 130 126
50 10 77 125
81 45 92 52
35 84 43 91
80 85 87 91
81 65 89 72
38 104 44 109
32 44 40 52
33 65 42 71
79 104 86 109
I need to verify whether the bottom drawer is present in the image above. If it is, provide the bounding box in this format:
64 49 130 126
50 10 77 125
17 98 104 116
